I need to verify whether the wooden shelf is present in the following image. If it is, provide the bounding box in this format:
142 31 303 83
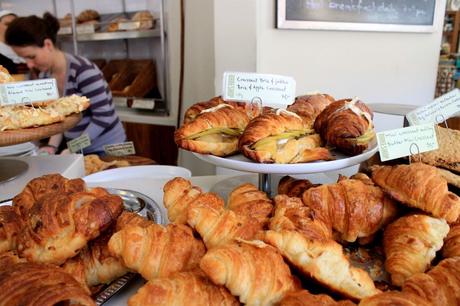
445 11 460 53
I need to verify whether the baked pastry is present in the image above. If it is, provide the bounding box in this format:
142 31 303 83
314 98 375 156
383 214 449 287
359 291 433 306
163 177 203 224
0 262 95 306
277 175 319 198
239 110 332 163
17 187 124 264
59 13 73 27
132 10 154 30
402 257 460 306
301 178 399 243
0 251 25 268
437 167 460 189
77 9 100 23
115 210 153 231
0 206 22 253
371 163 460 223
108 223 206 280
278 289 355 306
84 154 130 175
287 93 335 127
128 269 239 306
0 95 90 131
264 230 380 300
0 65 14 83
175 104 256 156
200 239 299 305
442 221 460 258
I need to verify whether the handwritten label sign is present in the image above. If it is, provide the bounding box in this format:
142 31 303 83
76 23 96 34
103 141 136 156
131 98 155 110
118 21 141 31
406 89 460 126
376 123 438 162
222 72 296 105
67 134 91 153
0 79 59 106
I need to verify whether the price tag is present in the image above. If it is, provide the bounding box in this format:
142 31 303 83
0 79 59 106
67 134 91 153
104 141 136 156
118 21 140 31
131 98 155 110
76 23 96 34
376 123 438 162
222 72 296 105
406 89 460 126
58 26 72 35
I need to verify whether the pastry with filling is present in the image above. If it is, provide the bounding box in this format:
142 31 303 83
287 93 335 127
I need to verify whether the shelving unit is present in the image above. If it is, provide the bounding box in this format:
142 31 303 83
444 11 460 53
59 28 161 42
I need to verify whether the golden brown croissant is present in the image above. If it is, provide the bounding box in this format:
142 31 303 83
314 98 375 156
128 269 239 306
12 173 86 216
270 194 332 241
17 188 123 265
187 193 263 249
287 93 335 127
359 291 433 306
239 111 332 163
200 239 299 305
0 251 25 268
0 206 22 253
383 214 449 287
0 262 95 306
372 163 460 223
227 183 273 226
402 257 460 306
176 103 260 156
277 175 319 198
442 221 460 258
264 230 380 300
163 177 203 224
278 289 355 306
301 178 398 243
108 223 205 280
115 210 154 231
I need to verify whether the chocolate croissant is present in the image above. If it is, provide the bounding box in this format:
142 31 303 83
287 93 335 127
371 163 460 223
0 206 22 253
239 110 332 163
442 221 460 258
314 98 375 156
383 214 449 287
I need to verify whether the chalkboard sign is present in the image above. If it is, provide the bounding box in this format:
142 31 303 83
277 0 443 32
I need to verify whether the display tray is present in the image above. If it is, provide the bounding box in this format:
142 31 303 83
194 141 378 174
0 113 82 147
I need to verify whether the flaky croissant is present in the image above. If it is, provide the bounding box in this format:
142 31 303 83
314 98 375 156
372 163 460 223
442 221 460 258
402 257 460 306
0 262 95 306
108 223 205 280
239 110 332 163
17 188 123 265
163 177 203 224
0 251 25 268
301 178 398 243
359 291 433 306
0 206 22 253
200 239 299 305
287 93 335 127
383 214 449 287
264 230 380 300
278 289 355 306
277 175 319 198
128 269 239 306
115 210 154 231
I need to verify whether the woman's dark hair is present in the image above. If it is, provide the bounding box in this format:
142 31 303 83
5 12 60 47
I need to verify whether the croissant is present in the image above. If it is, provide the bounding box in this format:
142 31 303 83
277 175 319 198
0 262 95 306
287 93 335 127
371 163 460 223
359 291 433 306
128 269 239 306
301 178 398 243
383 214 449 287
0 251 25 268
115 210 154 231
176 103 260 156
17 188 123 265
269 194 332 241
108 223 205 280
442 221 460 258
163 177 203 224
187 193 263 249
12 173 86 216
239 110 332 163
200 239 299 305
278 289 355 306
264 230 380 300
227 183 273 226
402 257 460 306
314 98 375 156
0 206 22 253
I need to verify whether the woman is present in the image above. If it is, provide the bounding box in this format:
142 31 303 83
5 12 126 155
0 10 24 74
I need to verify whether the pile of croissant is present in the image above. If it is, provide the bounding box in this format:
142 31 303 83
174 93 376 163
